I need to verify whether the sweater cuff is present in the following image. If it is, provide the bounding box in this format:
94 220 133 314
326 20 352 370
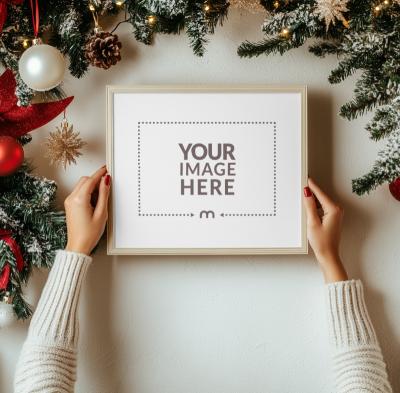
326 279 378 349
28 250 92 347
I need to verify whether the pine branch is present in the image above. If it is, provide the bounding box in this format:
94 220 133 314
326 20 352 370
126 2 156 44
140 0 187 16
309 41 340 57
238 36 293 57
0 151 66 320
239 4 320 58
339 72 392 120
328 56 364 84
185 4 209 57
366 100 400 141
353 129 400 195
12 291 32 320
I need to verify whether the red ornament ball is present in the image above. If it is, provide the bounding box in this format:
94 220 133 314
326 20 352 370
0 136 24 176
389 177 400 202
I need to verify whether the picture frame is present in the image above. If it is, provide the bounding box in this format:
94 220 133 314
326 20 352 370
107 85 307 255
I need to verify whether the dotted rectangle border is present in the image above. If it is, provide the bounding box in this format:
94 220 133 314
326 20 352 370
137 121 277 217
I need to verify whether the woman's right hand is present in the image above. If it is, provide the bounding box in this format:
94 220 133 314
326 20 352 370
64 166 111 256
303 178 348 283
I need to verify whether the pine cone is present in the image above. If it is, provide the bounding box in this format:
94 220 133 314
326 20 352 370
85 31 122 70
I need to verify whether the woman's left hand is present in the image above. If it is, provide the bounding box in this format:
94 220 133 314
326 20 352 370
64 166 111 255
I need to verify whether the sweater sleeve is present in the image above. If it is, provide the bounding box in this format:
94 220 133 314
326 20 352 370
14 250 92 393
326 279 392 393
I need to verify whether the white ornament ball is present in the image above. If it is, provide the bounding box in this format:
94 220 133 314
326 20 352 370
0 302 16 329
19 43 66 91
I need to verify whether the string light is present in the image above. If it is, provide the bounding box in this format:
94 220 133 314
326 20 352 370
147 15 156 25
280 27 290 37
373 0 392 14
22 38 30 48
115 0 124 6
89 4 95 11
273 1 280 8
204 3 211 12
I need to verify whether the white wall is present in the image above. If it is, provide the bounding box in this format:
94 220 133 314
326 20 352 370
1 10 400 393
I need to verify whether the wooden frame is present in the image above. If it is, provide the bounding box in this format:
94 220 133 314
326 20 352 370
106 85 308 255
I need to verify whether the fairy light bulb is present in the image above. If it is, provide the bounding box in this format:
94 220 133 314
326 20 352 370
89 4 95 11
281 28 290 37
147 15 156 25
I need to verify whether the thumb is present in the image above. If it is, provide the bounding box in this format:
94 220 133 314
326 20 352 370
303 185 320 226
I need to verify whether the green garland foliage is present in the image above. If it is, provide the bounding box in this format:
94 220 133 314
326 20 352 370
0 0 399 199
0 137 67 320
238 0 400 195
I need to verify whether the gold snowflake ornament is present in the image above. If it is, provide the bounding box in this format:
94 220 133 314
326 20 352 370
315 0 349 31
45 119 86 169
229 0 266 14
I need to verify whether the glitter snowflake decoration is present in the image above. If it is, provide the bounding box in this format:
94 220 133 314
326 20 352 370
314 0 349 31
230 0 266 14
45 119 86 169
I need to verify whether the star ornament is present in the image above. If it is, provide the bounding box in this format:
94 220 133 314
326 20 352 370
315 0 349 31
0 69 73 137
229 0 266 14
45 119 86 169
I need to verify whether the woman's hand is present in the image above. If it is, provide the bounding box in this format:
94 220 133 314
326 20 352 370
64 166 111 256
303 178 348 283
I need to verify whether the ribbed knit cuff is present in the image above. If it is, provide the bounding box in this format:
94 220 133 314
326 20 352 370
326 280 378 349
28 250 92 348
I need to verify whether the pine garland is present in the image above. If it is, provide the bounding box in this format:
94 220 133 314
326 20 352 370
0 0 399 197
1 0 229 86
238 0 400 195
0 137 67 319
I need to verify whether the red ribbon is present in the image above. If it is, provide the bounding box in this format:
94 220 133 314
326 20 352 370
29 0 39 38
0 264 10 290
0 229 24 290
0 0 23 33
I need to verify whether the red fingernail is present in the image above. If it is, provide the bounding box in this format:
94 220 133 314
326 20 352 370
105 174 111 186
304 186 312 197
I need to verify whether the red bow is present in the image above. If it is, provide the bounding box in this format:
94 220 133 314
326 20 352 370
0 0 23 33
0 229 24 290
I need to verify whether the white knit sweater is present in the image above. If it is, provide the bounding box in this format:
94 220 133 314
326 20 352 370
14 250 392 393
